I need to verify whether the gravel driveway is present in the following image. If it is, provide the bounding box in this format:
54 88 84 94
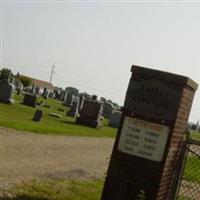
0 127 115 194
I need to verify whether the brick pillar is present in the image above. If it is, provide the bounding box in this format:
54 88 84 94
101 65 198 200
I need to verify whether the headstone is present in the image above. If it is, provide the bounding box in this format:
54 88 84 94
35 87 40 95
47 92 54 98
76 100 103 128
23 93 37 107
30 84 36 95
63 87 79 104
108 111 122 128
42 87 50 99
92 95 97 101
78 93 85 111
42 87 47 96
43 91 49 99
54 90 59 99
101 65 198 200
0 80 15 104
32 109 43 122
83 93 92 100
102 102 115 118
67 97 80 117
54 88 63 100
64 93 75 107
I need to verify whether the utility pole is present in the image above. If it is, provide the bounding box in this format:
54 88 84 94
49 64 55 83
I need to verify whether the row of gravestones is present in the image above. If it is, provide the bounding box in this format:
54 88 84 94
55 88 120 117
0 78 122 128
65 93 122 128
76 101 122 128
0 77 39 108
0 77 46 105
22 91 122 129
23 84 121 127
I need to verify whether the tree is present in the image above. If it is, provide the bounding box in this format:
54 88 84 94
0 68 12 81
19 76 32 87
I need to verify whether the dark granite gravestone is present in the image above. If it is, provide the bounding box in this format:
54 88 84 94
54 90 59 99
42 87 47 96
32 109 43 122
35 87 40 95
48 92 54 98
91 95 97 101
101 65 198 200
0 80 15 104
64 93 74 107
67 97 80 117
30 84 36 95
43 91 50 99
108 111 122 128
23 93 37 107
76 100 103 128
102 102 115 118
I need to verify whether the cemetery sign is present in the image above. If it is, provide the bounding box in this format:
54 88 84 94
118 117 169 162
101 65 198 200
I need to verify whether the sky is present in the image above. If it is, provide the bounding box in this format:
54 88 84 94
0 0 200 122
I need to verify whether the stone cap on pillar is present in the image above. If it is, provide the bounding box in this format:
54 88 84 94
131 65 198 90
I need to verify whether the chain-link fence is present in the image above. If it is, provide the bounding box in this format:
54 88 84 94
177 139 200 200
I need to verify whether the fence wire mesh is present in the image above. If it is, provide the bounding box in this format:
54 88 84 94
177 140 200 200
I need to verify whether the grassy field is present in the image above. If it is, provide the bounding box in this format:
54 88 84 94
2 179 104 200
0 94 116 137
183 156 200 183
190 132 200 141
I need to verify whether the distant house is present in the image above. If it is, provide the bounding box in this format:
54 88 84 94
23 75 54 95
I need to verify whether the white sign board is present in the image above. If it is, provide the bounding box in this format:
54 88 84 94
118 117 169 161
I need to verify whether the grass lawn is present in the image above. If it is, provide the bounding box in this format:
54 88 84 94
0 94 117 137
183 156 200 183
190 132 200 141
2 179 104 200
